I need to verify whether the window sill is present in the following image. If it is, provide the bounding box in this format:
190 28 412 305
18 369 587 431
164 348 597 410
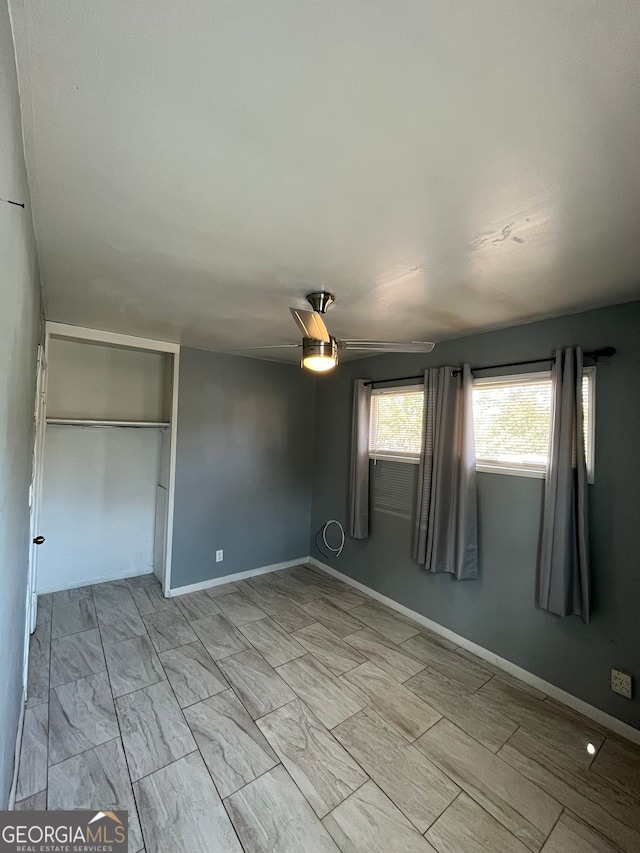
476 464 545 479
477 463 594 484
369 455 420 465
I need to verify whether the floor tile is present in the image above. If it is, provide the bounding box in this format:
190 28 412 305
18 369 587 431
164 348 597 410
130 583 174 616
395 618 459 652
405 667 519 752
97 598 147 646
52 586 93 605
243 583 316 632
104 634 166 697
91 580 133 610
277 654 366 729
306 579 367 611
126 573 159 588
184 689 278 798
50 627 105 688
115 681 197 781
318 586 368 611
543 697 608 734
49 671 119 765
282 565 325 585
205 581 241 597
273 567 320 591
477 677 605 772
173 590 221 621
225 764 340 853
292 623 367 676
401 633 494 692
498 736 640 851
51 598 97 638
319 588 369 612
343 627 426 682
36 593 52 625
26 620 51 707
158 641 228 707
349 603 420 644
416 718 562 851
258 699 367 818
190 613 250 660
14 791 47 810
16 704 48 800
541 812 626 853
426 792 530 853
333 707 458 832
215 591 268 626
218 649 296 719
142 608 197 653
301 578 366 605
341 661 441 742
268 573 321 606
48 738 143 852
322 779 438 853
590 737 640 800
455 648 548 698
134 751 242 853
239 617 306 667
475 680 563 726
244 574 283 595
301 598 365 638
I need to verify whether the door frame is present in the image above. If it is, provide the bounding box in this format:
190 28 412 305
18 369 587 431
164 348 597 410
32 322 180 596
24 341 47 667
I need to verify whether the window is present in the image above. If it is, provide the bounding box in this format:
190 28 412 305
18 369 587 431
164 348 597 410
366 370 596 480
472 368 595 481
369 386 424 463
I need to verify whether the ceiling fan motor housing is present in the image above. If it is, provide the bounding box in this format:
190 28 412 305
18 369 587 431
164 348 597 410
306 291 335 314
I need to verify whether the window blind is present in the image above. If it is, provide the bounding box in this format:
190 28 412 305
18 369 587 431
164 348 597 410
369 387 424 462
371 459 418 519
473 371 593 473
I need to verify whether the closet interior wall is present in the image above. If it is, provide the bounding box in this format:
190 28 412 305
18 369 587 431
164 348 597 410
35 326 179 594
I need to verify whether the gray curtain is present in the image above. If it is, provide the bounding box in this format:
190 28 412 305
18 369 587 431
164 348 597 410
538 347 590 622
348 379 372 539
413 365 478 579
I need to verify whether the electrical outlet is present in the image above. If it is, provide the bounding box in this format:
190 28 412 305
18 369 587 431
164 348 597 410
215 549 223 563
611 669 633 699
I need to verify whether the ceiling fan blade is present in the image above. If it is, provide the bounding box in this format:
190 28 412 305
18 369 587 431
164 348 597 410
339 340 436 353
226 344 301 351
289 308 330 343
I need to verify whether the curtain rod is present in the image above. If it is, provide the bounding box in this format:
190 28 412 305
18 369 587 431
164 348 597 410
364 346 616 387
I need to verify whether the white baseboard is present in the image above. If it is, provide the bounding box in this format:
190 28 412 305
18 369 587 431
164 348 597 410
166 556 308 598
309 557 640 746
8 689 26 810
37 565 152 595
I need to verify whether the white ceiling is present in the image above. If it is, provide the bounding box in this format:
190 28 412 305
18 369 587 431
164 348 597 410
10 0 640 359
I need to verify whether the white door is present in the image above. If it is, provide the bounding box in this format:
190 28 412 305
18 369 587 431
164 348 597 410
153 484 168 582
26 344 47 635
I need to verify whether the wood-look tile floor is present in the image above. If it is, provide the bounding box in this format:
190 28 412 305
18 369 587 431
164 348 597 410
17 565 640 853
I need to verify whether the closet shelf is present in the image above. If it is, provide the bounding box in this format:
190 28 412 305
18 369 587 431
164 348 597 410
46 418 170 428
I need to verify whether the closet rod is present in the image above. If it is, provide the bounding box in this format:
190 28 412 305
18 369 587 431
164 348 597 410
46 418 170 428
364 346 615 387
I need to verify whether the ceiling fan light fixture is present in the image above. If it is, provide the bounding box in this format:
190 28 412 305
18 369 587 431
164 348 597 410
302 337 338 372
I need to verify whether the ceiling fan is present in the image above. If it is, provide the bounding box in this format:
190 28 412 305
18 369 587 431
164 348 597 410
248 291 435 372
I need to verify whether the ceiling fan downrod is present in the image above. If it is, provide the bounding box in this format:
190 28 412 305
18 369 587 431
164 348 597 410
306 291 335 314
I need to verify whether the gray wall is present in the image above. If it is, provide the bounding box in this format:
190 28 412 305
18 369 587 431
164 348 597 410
310 300 640 729
171 348 315 588
0 0 42 807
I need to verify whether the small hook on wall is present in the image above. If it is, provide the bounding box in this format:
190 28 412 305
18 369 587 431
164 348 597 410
1 197 25 208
